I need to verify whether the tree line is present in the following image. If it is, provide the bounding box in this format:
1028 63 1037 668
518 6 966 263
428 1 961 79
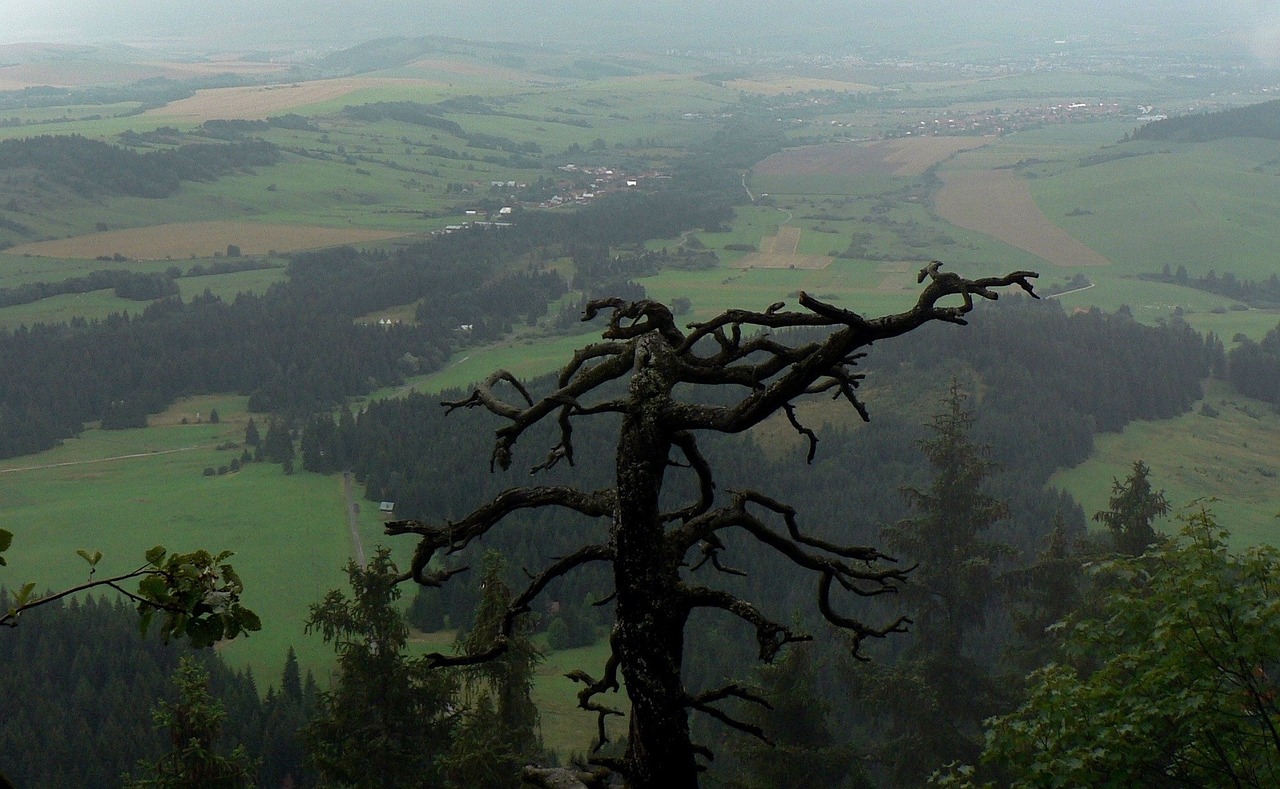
0 135 280 201
1129 97 1280 143
281 298 1211 656
0 177 736 459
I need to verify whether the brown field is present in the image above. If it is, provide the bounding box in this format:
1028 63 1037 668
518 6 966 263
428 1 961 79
8 222 410 260
0 46 289 90
145 77 443 121
754 136 995 178
875 262 915 291
934 170 1111 267
763 225 801 255
734 226 832 270
881 136 995 176
724 76 878 95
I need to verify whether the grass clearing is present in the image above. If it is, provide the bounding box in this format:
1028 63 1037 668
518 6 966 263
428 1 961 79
0 289 144 330
533 638 627 756
0 395 381 682
1051 381 1280 549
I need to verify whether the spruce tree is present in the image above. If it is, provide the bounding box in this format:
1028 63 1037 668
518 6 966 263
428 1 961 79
726 643 864 788
123 657 257 788
304 549 457 788
867 380 1012 783
443 551 543 784
1093 459 1168 556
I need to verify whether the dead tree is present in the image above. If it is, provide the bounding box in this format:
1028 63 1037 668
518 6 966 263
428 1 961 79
387 262 1038 788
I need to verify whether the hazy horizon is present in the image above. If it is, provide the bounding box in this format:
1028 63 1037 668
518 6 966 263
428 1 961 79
2 0 1276 62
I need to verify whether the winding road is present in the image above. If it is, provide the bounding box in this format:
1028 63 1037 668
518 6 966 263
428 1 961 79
342 471 367 568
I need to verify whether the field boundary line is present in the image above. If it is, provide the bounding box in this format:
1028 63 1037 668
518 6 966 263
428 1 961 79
0 445 208 474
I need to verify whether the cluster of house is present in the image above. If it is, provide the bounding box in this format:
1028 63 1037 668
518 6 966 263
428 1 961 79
883 101 1133 137
536 164 646 208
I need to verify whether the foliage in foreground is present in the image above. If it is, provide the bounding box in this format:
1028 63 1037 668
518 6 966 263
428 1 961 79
304 549 459 788
947 506 1280 787
124 657 257 788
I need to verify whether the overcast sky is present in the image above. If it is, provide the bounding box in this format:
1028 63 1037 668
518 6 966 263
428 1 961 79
2 1 1277 61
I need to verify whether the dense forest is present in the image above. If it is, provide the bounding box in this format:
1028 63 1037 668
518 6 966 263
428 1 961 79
285 298 1210 641
0 592 317 787
1130 97 1280 142
0 135 280 200
0 186 734 458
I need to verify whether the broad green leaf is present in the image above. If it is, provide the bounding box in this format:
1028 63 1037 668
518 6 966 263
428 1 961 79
144 545 167 565
15 581 35 606
0 528 12 552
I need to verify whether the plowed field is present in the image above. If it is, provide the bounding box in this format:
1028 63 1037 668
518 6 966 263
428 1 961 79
934 170 1111 267
145 78 442 121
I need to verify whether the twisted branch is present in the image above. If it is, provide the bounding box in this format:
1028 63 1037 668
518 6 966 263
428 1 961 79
420 543 614 669
566 632 626 751
685 683 775 744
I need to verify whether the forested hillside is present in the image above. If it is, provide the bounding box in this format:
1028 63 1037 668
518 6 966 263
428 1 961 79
0 135 279 200
0 186 733 458
1131 98 1280 142
0 592 315 787
304 298 1211 640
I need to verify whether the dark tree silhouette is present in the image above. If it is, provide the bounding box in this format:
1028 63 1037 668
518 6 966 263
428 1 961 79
387 262 1038 788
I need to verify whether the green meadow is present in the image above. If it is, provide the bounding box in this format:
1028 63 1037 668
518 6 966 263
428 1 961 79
1051 381 1280 550
0 395 387 681
1028 136 1280 280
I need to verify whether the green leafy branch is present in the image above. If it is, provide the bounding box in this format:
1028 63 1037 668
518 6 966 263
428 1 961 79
1 533 260 649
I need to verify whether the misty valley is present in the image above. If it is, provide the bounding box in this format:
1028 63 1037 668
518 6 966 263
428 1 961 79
4 7 1280 787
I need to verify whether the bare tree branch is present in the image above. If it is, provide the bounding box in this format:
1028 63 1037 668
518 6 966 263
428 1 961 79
387 485 614 584
686 683 775 744
420 543 613 669
566 633 626 751
413 266 1038 787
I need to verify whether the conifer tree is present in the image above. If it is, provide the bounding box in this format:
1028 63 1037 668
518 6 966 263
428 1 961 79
726 642 864 789
304 549 457 788
865 381 1012 783
1093 459 1168 556
123 656 257 788
443 551 543 785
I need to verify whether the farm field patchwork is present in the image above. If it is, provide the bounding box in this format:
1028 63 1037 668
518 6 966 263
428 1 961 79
7 221 412 260
734 225 833 270
933 168 1112 267
143 77 448 122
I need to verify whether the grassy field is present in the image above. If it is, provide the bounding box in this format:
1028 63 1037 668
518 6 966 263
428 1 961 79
0 395 388 682
1027 137 1280 280
532 637 627 756
1052 381 1280 549
0 289 145 330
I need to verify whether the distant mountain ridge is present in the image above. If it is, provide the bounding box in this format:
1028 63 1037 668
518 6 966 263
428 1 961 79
2 0 1250 55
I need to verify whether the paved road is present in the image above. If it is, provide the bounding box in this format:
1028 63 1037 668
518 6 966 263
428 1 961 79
342 471 367 568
